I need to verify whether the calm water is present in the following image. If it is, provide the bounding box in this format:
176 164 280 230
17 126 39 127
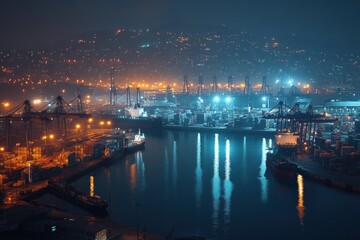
70 130 360 239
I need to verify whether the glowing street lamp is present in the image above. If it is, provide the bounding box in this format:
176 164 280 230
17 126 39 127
107 121 112 126
225 96 232 103
2 102 10 108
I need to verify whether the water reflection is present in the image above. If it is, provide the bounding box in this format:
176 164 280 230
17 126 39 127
89 175 94 197
195 133 203 208
212 133 220 230
130 162 136 191
242 136 247 180
259 138 268 202
164 147 169 192
127 151 146 192
104 166 110 179
224 138 233 226
297 174 305 225
173 141 177 189
135 151 146 191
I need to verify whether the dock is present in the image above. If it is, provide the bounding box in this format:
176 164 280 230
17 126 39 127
289 156 360 192
1 201 165 240
163 124 276 135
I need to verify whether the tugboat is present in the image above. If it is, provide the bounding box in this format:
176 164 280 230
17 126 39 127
47 181 108 216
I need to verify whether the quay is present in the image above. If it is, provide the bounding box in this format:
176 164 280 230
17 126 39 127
0 129 163 239
0 201 165 240
163 124 276 136
3 145 116 204
1 128 145 204
288 155 360 193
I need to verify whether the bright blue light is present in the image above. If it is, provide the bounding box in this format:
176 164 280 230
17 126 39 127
262 96 267 101
213 96 220 102
288 78 294 86
275 79 280 84
140 43 150 48
225 97 232 103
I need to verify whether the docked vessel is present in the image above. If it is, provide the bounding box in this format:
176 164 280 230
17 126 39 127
123 129 146 154
96 106 163 129
266 132 299 178
111 116 163 129
47 181 108 215
266 153 298 178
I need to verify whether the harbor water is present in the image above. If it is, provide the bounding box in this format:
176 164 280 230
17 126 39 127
69 130 360 239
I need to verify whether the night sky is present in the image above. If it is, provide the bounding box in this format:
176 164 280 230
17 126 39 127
1 0 360 53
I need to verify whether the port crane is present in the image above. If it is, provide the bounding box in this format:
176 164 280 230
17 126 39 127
0 95 91 150
263 101 337 145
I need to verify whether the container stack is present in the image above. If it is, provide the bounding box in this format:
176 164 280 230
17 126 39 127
32 146 42 159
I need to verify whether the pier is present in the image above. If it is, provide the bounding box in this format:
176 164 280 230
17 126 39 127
163 124 276 136
290 156 360 192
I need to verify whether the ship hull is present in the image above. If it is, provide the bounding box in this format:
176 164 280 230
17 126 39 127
47 183 108 217
266 153 297 178
124 141 145 154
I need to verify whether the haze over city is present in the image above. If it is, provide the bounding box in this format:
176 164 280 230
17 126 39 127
1 1 360 240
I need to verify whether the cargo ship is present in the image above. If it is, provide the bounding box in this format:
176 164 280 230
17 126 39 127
123 129 146 154
47 181 108 216
266 132 299 178
266 153 298 178
111 116 163 129
96 106 163 129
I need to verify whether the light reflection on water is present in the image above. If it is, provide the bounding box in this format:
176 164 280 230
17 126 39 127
89 175 94 197
173 140 177 190
135 151 146 191
127 151 146 192
212 133 220 231
297 174 305 225
130 161 136 191
212 134 233 232
259 138 268 202
242 136 247 181
69 130 360 240
224 138 233 227
164 146 169 194
195 133 202 209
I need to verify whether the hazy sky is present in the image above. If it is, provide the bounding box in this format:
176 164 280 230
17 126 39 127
1 0 360 52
